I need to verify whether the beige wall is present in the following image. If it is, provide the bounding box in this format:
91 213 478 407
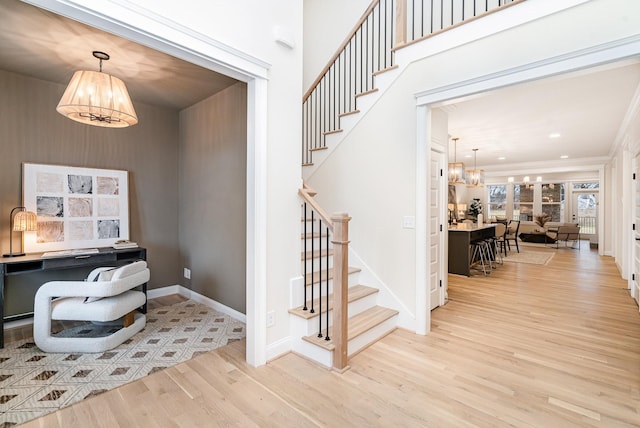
0 69 182 289
178 83 247 313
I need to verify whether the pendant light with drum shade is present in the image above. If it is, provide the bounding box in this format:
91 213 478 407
466 148 485 188
448 137 466 184
56 51 138 128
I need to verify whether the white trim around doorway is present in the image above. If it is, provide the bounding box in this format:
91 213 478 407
26 0 271 367
414 34 640 334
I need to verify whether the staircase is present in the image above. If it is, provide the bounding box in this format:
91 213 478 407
291 186 398 369
293 0 524 370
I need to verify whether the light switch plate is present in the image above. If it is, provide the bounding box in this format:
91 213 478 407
403 216 415 229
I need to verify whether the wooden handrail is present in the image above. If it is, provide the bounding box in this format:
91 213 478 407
299 186 334 233
302 0 381 102
392 0 526 51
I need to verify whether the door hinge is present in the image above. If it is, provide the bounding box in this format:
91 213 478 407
633 273 636 281
634 224 636 231
440 224 443 232
440 169 443 177
634 173 636 180
439 279 443 288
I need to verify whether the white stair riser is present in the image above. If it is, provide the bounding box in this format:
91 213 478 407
291 335 333 367
301 258 334 273
337 112 359 131
300 271 361 300
291 292 378 336
291 314 398 369
348 315 397 357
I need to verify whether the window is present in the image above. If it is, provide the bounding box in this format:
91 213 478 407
488 185 507 219
541 183 565 222
513 184 533 221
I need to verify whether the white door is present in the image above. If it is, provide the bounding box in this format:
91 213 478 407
429 149 445 310
571 191 598 244
633 155 640 305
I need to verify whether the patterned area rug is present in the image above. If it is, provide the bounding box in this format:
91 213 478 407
503 250 555 265
0 300 245 426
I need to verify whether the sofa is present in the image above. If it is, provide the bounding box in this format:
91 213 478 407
518 222 579 243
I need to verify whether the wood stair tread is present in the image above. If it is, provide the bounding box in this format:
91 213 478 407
339 109 360 117
302 306 398 351
303 266 361 286
354 88 379 98
322 129 343 136
372 64 399 76
288 284 377 319
301 249 333 260
301 232 329 239
309 146 328 152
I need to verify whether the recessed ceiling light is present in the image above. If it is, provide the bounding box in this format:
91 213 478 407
549 133 561 139
498 156 506 160
560 155 569 159
464 154 473 158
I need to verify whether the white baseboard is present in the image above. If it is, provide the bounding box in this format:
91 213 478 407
4 317 34 330
266 336 291 362
5 285 247 333
149 284 246 322
147 285 181 299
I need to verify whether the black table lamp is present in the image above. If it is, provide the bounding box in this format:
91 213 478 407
3 206 38 257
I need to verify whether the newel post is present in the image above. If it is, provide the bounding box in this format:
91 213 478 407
395 0 407 48
331 212 351 371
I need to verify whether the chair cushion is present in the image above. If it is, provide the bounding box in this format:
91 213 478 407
52 290 146 322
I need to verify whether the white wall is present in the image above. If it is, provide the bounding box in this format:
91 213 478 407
308 0 640 318
303 0 372 90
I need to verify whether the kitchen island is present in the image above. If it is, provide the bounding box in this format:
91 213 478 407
448 223 496 276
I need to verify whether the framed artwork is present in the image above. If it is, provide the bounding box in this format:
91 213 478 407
22 163 129 253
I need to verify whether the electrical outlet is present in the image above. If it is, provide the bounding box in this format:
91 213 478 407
183 268 191 279
267 310 275 327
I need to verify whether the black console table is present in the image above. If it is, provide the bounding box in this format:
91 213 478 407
0 247 146 348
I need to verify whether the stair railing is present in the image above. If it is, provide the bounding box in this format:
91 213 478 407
299 186 351 370
302 0 524 166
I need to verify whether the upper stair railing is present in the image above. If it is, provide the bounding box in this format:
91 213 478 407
302 0 523 166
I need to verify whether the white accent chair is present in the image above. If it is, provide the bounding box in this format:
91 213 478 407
34 261 149 353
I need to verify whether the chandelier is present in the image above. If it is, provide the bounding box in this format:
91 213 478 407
466 148 485 187
56 51 138 128
448 137 466 184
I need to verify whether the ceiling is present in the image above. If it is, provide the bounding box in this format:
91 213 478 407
2 0 639 170
444 60 640 171
0 0 238 110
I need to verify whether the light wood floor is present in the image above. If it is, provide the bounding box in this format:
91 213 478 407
20 245 640 427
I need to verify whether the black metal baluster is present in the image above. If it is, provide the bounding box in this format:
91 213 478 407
430 0 434 34
390 0 395 66
310 211 315 313
383 0 387 68
303 203 308 311
325 228 331 341
451 0 454 26
332 64 336 131
318 220 323 338
365 18 369 92
420 0 424 38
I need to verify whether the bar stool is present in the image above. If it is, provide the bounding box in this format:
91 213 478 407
470 238 492 275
